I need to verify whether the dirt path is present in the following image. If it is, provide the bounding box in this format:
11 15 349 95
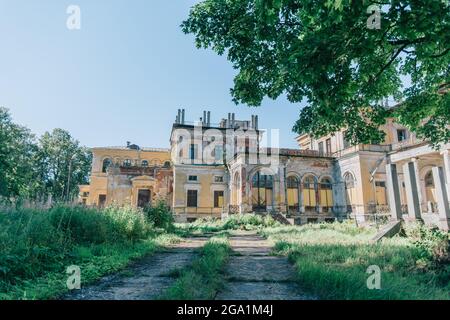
215 230 313 300
63 237 209 300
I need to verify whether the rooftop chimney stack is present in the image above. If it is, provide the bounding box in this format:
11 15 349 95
181 109 185 124
231 113 235 128
207 111 211 127
177 109 181 124
255 115 259 130
227 113 231 128
203 111 207 126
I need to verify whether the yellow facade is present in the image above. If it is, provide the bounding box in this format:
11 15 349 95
81 146 172 207
79 110 449 229
297 118 450 226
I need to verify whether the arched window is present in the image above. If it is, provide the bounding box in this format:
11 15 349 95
303 175 317 212
287 176 300 211
319 178 333 212
141 160 149 167
102 158 112 173
425 171 434 187
123 159 132 167
344 172 356 212
164 161 171 168
252 171 273 211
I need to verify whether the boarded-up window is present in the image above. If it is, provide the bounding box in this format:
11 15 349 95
344 172 357 211
303 176 317 209
214 191 224 208
320 178 333 211
287 176 299 210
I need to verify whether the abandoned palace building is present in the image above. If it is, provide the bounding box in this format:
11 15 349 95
79 110 450 230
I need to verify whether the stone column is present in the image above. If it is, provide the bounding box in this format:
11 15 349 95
278 167 287 213
432 166 450 231
386 163 402 221
442 150 450 201
411 158 424 211
239 169 245 214
403 161 422 220
272 175 280 211
224 173 231 214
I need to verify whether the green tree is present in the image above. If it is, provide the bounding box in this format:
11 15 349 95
35 129 92 202
0 107 37 201
182 0 450 146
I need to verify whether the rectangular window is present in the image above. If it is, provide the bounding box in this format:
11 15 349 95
188 175 198 182
190 144 198 160
375 181 386 187
318 141 324 155
214 176 224 183
214 191 224 208
397 129 407 142
187 190 198 207
326 138 332 154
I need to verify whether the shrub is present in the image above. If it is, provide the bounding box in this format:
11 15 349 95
185 214 281 232
144 201 174 231
0 204 154 292
403 222 449 264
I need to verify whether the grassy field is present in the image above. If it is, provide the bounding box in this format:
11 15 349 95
0 204 180 300
261 221 450 300
160 235 231 300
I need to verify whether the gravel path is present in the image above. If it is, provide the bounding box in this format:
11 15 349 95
63 237 208 300
215 230 313 300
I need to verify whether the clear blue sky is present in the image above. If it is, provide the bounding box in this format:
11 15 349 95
0 0 304 149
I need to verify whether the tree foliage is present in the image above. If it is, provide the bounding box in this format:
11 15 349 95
0 107 91 203
35 129 92 202
0 108 37 198
182 0 450 146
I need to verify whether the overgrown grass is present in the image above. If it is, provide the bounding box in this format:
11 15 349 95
160 236 231 300
177 214 281 234
263 221 450 300
0 204 179 300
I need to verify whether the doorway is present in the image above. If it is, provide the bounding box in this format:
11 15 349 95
137 189 151 208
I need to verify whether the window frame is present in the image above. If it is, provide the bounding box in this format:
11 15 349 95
397 129 407 142
187 190 198 208
188 175 198 182
214 190 224 208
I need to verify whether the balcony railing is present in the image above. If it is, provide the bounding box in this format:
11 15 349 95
391 137 426 151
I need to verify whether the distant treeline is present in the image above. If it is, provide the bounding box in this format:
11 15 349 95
0 107 91 204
